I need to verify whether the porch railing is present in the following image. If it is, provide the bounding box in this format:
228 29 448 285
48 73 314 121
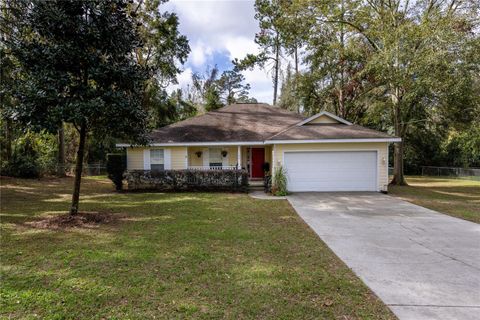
188 165 238 171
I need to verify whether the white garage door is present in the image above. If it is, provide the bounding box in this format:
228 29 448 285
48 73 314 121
284 151 377 192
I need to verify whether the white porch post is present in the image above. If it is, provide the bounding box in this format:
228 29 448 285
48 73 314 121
271 144 275 174
202 148 209 167
237 145 241 169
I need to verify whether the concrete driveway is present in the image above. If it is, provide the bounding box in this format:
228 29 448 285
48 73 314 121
287 193 480 320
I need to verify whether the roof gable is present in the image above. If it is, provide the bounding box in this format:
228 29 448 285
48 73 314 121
266 123 397 141
296 111 352 126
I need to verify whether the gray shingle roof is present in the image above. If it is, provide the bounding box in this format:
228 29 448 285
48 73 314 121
267 123 394 141
148 103 304 143
146 103 396 144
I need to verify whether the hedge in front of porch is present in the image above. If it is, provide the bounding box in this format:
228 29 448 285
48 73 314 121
125 169 249 192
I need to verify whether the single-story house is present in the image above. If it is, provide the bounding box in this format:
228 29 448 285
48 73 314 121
117 103 401 192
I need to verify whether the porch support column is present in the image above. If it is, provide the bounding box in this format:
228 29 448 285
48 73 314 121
237 145 241 169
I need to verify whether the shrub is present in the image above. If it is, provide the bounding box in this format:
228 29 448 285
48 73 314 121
262 162 270 174
106 153 126 191
0 130 59 178
1 132 41 178
125 169 248 192
35 131 58 175
272 166 288 196
442 126 480 168
1 153 40 178
264 174 272 193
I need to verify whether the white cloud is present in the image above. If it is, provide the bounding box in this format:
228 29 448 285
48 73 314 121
164 0 274 103
176 67 193 88
166 0 258 44
223 36 259 60
189 41 213 67
243 67 273 103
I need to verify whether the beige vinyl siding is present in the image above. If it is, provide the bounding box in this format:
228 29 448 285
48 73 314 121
272 142 389 191
188 147 203 166
241 147 248 170
188 146 239 167
127 148 144 170
308 115 340 124
171 147 187 170
126 147 187 170
226 147 237 166
264 146 272 167
188 146 237 166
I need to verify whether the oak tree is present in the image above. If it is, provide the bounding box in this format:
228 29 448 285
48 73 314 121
8 0 149 214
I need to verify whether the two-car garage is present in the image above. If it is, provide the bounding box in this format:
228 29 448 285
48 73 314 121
267 111 397 193
283 151 379 192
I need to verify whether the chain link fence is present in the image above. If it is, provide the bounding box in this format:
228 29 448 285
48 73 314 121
421 166 480 180
57 163 107 176
388 166 480 181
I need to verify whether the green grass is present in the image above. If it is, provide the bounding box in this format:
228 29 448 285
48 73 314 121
0 176 394 319
389 176 480 223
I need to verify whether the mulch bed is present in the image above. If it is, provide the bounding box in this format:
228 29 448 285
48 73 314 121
28 212 119 229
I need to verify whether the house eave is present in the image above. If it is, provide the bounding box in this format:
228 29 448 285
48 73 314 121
116 141 265 148
116 138 401 148
264 138 401 144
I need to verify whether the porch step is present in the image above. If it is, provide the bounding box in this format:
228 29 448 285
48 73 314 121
249 180 264 187
249 182 264 192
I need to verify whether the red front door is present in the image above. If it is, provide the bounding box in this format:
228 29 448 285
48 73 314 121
251 148 265 178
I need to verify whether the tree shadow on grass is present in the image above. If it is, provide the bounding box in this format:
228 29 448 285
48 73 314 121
1 177 395 318
1 176 211 225
390 177 480 223
392 184 480 200
1 208 392 319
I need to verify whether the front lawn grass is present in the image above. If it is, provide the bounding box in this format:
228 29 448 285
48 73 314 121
389 176 480 223
0 176 394 319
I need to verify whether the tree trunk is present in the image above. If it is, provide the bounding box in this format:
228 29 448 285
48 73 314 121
57 123 66 177
391 140 407 185
69 122 87 215
338 88 345 118
339 0 346 118
294 46 298 76
390 97 407 186
273 37 280 106
5 118 12 161
294 46 300 113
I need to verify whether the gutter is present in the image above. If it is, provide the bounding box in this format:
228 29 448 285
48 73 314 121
263 138 402 144
116 138 401 148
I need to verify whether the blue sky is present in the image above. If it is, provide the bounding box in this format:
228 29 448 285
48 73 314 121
164 0 274 103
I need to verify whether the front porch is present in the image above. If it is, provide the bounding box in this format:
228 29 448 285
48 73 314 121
186 145 272 179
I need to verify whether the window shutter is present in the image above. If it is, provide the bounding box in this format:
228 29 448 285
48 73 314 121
143 149 151 170
164 149 171 170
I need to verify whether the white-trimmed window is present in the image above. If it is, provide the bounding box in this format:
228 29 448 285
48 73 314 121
150 149 164 171
209 148 222 167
